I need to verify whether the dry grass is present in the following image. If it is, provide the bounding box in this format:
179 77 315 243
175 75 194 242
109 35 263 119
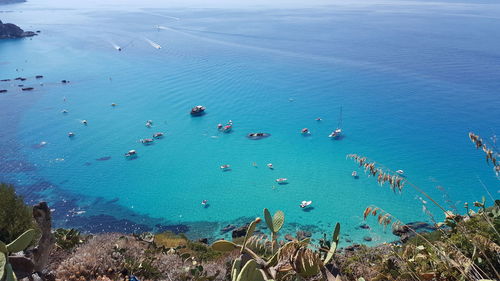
54 233 229 281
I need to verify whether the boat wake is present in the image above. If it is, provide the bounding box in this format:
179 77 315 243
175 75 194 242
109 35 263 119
145 38 162 49
110 41 122 51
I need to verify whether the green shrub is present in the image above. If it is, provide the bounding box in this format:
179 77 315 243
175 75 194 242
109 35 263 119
0 183 37 244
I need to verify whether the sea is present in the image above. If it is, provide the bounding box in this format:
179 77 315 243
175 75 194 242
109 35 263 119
0 0 499 245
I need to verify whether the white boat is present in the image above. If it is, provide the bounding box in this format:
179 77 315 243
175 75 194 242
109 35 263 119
153 132 164 138
276 178 288 184
140 138 154 144
396 170 404 175
352 171 357 177
267 163 274 169
300 200 312 208
125 150 137 157
220 164 231 170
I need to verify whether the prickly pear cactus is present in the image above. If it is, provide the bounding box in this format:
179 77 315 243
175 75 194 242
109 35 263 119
263 209 284 234
235 260 266 281
6 229 35 253
212 240 238 252
0 252 5 280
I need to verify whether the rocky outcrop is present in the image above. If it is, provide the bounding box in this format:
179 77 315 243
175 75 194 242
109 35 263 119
0 20 36 39
392 221 436 243
0 0 27 4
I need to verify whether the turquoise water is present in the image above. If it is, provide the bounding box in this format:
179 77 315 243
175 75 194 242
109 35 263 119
1 0 499 245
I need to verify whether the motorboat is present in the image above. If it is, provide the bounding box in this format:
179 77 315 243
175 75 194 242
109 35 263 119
267 163 274 169
21 87 34 91
201 200 208 205
153 132 164 138
222 124 232 132
329 128 342 138
396 170 404 175
191 105 206 115
140 138 154 144
220 164 231 170
352 171 358 178
68 132 75 137
82 120 88 125
300 201 312 208
276 178 288 184
247 133 270 140
125 150 137 157
61 109 68 114
301 128 310 134
145 121 152 128
111 103 117 107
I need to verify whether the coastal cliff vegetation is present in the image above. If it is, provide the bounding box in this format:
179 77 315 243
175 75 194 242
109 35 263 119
0 133 498 281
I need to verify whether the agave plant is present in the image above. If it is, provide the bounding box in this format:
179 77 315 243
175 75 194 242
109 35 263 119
54 228 84 250
211 209 342 281
0 229 35 281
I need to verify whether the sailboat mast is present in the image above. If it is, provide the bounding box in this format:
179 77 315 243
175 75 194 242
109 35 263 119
338 106 343 129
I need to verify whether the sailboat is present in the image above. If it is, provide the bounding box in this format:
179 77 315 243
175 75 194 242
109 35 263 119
329 106 343 139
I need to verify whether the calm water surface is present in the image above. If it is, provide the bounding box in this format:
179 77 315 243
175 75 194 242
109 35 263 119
0 0 499 244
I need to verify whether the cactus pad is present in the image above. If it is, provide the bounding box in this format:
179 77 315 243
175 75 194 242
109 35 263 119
212 240 238 252
6 229 35 253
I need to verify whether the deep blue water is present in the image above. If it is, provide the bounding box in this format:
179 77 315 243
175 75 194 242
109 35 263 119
0 0 499 244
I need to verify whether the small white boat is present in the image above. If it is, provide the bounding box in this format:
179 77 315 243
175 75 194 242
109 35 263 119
191 105 206 115
222 124 232 132
140 138 154 144
145 120 153 128
68 132 75 137
220 164 231 170
267 163 274 169
329 128 342 138
352 171 357 177
125 150 137 157
153 132 164 138
300 200 312 208
396 170 404 175
201 200 208 205
301 128 310 134
61 109 68 114
82 120 88 125
276 178 288 184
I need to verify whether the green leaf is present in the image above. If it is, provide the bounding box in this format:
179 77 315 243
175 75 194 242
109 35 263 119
323 242 337 264
0 241 7 254
231 257 242 281
241 219 259 254
0 253 6 280
332 223 340 244
212 240 238 252
5 263 17 281
263 208 274 233
6 229 35 253
272 211 285 233
236 260 265 281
